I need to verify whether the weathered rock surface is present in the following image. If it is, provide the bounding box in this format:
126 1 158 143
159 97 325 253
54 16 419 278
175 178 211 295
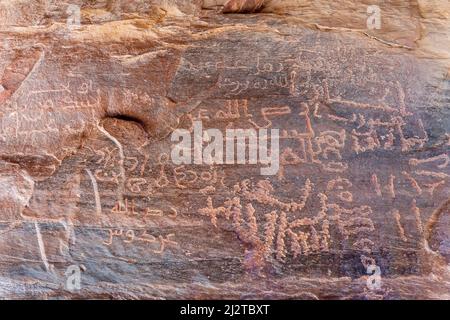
0 0 449 299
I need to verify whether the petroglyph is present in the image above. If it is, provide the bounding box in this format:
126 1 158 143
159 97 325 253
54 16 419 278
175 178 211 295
103 228 178 253
199 176 377 266
0 0 449 299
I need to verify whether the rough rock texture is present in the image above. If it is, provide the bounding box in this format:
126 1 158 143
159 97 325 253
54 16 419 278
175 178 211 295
0 0 449 299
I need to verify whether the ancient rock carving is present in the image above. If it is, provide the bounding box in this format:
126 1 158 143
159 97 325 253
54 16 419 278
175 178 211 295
0 0 449 300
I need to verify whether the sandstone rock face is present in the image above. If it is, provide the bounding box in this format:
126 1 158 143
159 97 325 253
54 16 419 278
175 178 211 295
0 0 449 299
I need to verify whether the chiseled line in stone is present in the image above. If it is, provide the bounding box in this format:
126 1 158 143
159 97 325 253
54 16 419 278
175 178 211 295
85 168 102 216
34 221 50 272
9 49 45 105
96 122 125 205
425 197 450 250
60 218 76 246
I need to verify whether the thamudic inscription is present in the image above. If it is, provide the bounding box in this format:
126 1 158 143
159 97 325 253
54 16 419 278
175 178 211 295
0 0 448 300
